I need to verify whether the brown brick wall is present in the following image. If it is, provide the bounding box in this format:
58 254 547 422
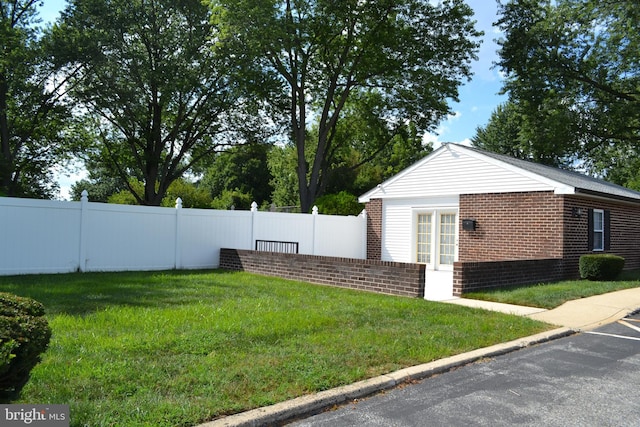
220 248 425 298
562 196 640 273
458 191 564 261
365 199 382 260
224 192 640 298
454 259 565 295
455 192 640 292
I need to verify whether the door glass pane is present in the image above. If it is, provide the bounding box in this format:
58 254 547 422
593 210 604 251
439 214 456 265
417 214 431 264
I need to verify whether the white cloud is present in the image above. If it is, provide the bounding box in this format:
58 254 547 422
423 132 472 150
436 111 462 136
421 111 466 149
422 132 441 148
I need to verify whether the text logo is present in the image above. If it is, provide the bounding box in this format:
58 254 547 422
1 405 69 426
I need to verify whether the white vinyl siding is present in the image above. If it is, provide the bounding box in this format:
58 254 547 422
381 197 458 263
382 201 413 262
361 145 567 202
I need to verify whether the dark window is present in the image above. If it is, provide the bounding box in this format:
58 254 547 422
588 209 610 251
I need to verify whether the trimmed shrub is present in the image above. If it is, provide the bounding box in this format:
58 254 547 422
579 254 625 281
0 293 51 401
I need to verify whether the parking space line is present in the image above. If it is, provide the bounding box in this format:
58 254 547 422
618 320 640 334
585 331 640 342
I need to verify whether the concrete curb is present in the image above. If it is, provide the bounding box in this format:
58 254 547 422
200 327 574 427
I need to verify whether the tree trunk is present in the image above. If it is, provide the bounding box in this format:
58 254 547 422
0 77 13 195
143 97 164 206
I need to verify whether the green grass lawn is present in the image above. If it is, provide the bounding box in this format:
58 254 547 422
463 269 640 309
1 270 551 427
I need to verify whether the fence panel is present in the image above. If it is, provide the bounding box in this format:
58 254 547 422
179 209 253 269
314 213 366 259
83 203 177 272
0 198 82 275
252 211 315 254
0 196 367 276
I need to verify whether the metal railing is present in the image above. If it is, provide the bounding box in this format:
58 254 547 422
255 240 299 254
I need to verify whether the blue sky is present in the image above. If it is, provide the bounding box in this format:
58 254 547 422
426 0 508 147
42 0 506 197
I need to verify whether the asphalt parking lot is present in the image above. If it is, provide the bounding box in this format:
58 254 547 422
289 313 640 427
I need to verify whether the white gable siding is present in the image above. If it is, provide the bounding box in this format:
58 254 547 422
382 196 458 263
365 145 560 201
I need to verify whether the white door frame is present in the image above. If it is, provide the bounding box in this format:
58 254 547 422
413 208 458 300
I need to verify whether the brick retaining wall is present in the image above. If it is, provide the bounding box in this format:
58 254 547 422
453 258 566 295
220 248 425 298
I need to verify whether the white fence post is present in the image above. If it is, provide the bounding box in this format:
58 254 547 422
175 198 183 269
78 190 89 272
360 209 367 259
251 201 258 250
312 205 318 255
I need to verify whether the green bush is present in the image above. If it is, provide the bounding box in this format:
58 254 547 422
210 189 253 210
579 254 625 281
0 293 51 401
315 191 364 216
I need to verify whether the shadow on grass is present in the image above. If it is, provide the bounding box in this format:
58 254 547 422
0 269 241 316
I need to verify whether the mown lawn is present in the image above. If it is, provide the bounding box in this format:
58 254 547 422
1 270 551 427
464 269 640 309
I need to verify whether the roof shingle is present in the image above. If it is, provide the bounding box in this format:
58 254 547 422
459 144 640 203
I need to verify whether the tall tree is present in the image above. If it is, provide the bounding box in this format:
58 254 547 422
0 0 73 198
495 0 640 177
267 143 300 209
472 99 580 168
208 0 482 212
200 143 274 207
266 100 433 210
322 91 433 195
69 158 127 202
50 0 249 205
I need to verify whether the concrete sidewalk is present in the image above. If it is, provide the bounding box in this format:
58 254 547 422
442 298 547 316
528 286 640 329
445 287 640 330
200 287 640 427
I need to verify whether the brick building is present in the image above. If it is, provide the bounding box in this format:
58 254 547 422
359 143 640 300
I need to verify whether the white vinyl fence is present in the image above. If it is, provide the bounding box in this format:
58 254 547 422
0 194 367 276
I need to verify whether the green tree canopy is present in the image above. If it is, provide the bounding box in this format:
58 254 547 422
50 0 249 205
107 178 212 208
267 101 432 210
267 143 300 209
200 144 273 207
495 0 639 178
208 0 482 212
320 91 433 195
472 100 579 168
0 0 76 198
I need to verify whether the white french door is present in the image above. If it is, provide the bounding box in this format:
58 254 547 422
417 210 458 301
416 210 458 270
437 212 457 270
